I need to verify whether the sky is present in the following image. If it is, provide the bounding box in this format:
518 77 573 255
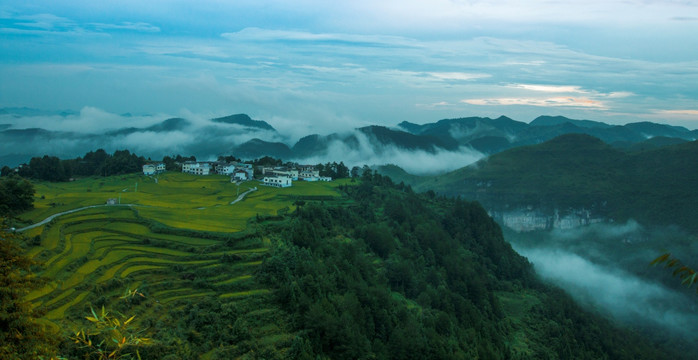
2 0 698 133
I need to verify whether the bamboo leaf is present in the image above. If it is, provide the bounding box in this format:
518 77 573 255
681 273 697 287
124 315 136 325
673 266 690 276
666 259 680 268
650 253 671 266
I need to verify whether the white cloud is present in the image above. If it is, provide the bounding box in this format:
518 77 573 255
462 97 607 109
427 72 490 81
292 130 484 175
90 22 160 33
221 27 415 48
509 84 588 93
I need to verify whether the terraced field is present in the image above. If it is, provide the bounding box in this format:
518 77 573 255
19 172 351 357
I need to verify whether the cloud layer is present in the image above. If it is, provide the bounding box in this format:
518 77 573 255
509 221 698 340
1 1 698 129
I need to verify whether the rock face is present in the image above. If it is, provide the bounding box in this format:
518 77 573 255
489 207 605 232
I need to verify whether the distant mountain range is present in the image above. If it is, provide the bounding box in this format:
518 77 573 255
1 108 697 169
398 115 698 154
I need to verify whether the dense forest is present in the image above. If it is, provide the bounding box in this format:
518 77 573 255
253 172 677 359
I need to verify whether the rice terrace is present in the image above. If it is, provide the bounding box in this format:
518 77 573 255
17 172 351 358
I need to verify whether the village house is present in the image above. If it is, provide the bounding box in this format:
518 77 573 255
144 163 166 175
216 163 237 175
233 169 249 181
299 168 320 180
263 175 292 188
182 161 212 175
142 164 156 175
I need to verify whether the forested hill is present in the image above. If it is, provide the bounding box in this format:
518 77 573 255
256 173 679 359
404 134 698 232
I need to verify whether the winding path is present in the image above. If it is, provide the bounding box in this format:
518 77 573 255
230 187 257 205
15 204 136 232
14 185 258 232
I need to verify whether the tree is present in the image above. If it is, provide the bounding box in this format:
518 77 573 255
0 175 34 216
0 220 58 359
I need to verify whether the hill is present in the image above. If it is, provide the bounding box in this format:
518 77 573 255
210 113 276 132
13 173 684 359
398 115 698 156
410 134 698 232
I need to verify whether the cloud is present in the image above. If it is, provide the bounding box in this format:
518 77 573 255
462 96 607 109
426 72 490 81
460 84 638 110
291 130 484 175
508 220 698 341
89 22 160 33
654 109 698 116
221 27 415 48
519 246 698 334
508 84 588 93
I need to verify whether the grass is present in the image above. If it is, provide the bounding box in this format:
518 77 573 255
19 172 349 346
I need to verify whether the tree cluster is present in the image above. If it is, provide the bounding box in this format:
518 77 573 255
0 175 34 216
316 161 350 179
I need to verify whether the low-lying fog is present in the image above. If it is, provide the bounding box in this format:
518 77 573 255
0 108 482 174
505 220 698 343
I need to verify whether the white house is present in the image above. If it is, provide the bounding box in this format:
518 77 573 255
318 176 332 182
263 176 292 188
217 163 237 175
156 163 166 173
299 169 320 180
233 169 249 181
143 164 156 175
271 169 299 180
182 161 212 175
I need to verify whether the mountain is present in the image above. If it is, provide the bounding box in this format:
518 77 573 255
210 113 276 132
106 117 191 136
145 117 190 132
399 115 698 156
233 138 293 160
529 115 613 128
398 116 526 154
407 133 698 232
291 125 461 159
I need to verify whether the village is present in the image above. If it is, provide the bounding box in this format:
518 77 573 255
142 160 332 188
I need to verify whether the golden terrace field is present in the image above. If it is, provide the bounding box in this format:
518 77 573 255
19 172 350 356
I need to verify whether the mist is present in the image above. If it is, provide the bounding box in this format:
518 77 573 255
1 107 482 174
291 130 484 175
506 221 698 341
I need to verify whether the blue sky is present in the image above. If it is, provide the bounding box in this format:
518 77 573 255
2 0 698 134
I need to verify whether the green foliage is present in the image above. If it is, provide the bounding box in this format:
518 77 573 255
68 304 150 360
411 134 698 232
0 219 58 359
0 175 34 215
256 176 671 359
651 253 698 291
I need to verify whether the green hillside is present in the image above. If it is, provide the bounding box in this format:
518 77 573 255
9 171 686 358
410 134 698 232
